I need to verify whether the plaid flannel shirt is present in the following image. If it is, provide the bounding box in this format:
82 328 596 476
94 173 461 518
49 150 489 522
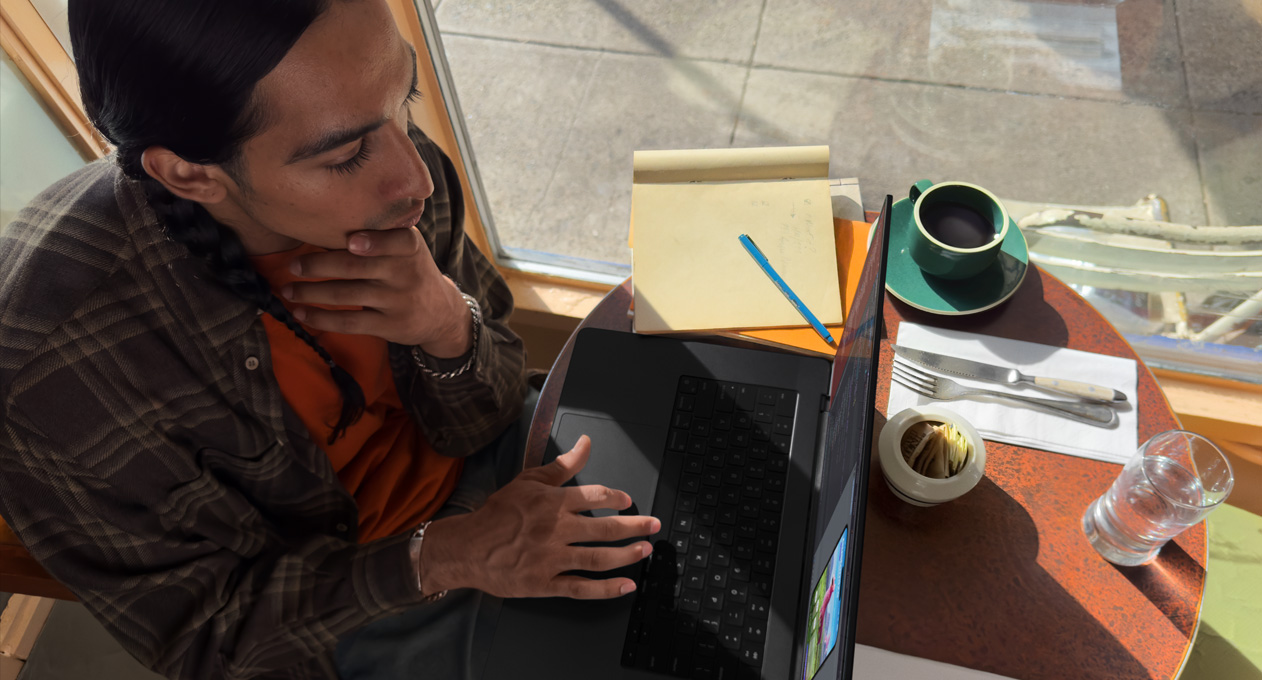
0 127 527 679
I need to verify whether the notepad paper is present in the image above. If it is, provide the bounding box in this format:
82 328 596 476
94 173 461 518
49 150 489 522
631 146 842 334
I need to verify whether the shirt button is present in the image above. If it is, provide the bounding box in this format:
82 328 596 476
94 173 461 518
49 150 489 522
336 523 349 533
245 356 260 370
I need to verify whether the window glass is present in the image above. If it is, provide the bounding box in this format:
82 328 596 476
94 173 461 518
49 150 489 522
0 49 88 228
432 0 1260 380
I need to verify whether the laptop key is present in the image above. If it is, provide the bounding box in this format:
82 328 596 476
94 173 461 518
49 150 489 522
775 389 795 416
727 582 749 604
684 456 705 475
670 534 690 553
682 475 701 494
676 394 696 412
734 543 754 561
736 385 756 411
668 429 689 451
703 588 724 610
754 404 774 423
713 413 732 430
734 412 753 430
691 419 711 437
723 608 744 627
752 556 774 574
698 508 716 526
699 612 721 634
718 509 737 525
711 546 731 567
747 597 770 620
730 562 750 582
761 492 782 512
727 450 746 467
743 623 765 642
703 470 722 486
679 376 699 394
688 550 709 569
696 639 718 657
699 489 719 506
694 528 713 548
677 495 698 513
685 569 706 590
773 418 792 437
707 570 727 589
719 628 742 650
674 515 694 533
716 527 735 544
680 593 702 613
721 488 740 505
740 646 763 667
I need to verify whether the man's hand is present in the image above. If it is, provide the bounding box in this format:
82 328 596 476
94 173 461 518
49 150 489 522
419 436 660 599
283 227 472 357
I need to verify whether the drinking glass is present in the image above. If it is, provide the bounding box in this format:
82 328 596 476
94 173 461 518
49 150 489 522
1082 430 1233 566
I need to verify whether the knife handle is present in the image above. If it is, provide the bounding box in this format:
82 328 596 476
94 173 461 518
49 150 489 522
1032 377 1127 403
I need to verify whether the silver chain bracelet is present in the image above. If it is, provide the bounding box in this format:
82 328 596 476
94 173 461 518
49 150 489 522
411 293 482 379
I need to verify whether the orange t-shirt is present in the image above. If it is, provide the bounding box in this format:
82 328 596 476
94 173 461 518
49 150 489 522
250 243 462 543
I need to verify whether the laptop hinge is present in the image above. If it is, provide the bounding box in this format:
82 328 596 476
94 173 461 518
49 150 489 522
820 393 830 413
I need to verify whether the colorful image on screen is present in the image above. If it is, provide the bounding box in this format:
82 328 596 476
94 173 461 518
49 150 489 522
803 527 848 680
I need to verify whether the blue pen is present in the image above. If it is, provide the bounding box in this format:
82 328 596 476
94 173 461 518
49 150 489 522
738 234 836 345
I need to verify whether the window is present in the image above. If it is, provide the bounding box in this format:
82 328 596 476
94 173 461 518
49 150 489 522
426 0 1261 382
0 48 87 226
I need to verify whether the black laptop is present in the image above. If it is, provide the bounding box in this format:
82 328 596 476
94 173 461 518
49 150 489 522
482 195 892 680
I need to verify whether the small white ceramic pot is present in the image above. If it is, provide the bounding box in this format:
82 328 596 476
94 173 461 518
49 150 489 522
878 405 986 507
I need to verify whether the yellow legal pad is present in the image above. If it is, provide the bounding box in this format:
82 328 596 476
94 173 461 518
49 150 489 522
630 146 842 334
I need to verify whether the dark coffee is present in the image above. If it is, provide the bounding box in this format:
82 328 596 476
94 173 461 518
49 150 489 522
921 203 995 249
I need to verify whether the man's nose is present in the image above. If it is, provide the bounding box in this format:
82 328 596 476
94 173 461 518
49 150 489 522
377 123 434 204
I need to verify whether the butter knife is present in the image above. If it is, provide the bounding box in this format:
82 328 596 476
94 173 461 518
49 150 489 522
892 345 1127 403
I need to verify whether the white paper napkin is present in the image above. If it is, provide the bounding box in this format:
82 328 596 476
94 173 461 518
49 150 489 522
855 645 1018 679
888 323 1138 464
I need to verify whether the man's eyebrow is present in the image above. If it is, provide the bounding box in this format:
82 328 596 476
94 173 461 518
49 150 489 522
284 44 419 166
285 118 388 165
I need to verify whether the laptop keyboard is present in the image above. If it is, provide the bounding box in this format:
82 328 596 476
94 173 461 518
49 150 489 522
621 376 796 680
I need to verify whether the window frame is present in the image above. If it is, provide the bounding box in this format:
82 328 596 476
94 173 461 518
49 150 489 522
3 0 1257 453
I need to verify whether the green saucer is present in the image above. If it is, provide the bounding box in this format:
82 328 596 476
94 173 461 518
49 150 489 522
883 196 1029 315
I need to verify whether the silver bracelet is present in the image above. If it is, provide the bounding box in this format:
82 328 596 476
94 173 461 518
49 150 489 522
408 520 448 602
411 293 482 379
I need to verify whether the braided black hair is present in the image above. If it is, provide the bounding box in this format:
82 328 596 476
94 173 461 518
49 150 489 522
71 0 364 444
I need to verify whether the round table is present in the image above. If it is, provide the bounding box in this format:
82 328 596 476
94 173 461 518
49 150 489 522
525 266 1205 680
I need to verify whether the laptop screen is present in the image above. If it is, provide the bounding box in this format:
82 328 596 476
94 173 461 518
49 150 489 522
798 196 891 680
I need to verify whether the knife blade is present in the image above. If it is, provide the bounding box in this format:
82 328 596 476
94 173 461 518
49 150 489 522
892 345 1127 403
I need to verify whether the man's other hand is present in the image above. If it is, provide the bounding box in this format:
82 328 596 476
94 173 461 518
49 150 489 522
283 227 472 357
420 435 660 599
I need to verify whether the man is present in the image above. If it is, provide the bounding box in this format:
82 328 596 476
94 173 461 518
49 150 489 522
0 1 656 678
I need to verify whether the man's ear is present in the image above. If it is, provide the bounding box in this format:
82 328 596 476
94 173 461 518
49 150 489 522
140 147 228 204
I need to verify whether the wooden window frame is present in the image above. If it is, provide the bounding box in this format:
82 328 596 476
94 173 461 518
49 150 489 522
3 0 1258 458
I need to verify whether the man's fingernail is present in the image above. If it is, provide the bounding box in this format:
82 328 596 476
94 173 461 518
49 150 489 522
289 260 302 275
650 519 661 533
620 582 636 595
281 284 293 300
349 233 370 253
642 542 653 557
293 307 307 322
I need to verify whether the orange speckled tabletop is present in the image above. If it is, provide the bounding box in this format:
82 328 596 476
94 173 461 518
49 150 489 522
526 266 1203 680
864 268 1203 680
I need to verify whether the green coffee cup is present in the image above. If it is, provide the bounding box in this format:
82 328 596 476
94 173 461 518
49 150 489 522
908 180 1010 280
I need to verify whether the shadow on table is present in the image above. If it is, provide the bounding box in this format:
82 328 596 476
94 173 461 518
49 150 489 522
1113 540 1205 639
856 417 1149 679
893 265 1071 360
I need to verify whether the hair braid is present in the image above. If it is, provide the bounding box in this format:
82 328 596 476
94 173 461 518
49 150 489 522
142 179 365 445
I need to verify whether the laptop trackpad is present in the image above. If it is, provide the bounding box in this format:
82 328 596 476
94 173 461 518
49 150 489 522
555 413 662 517
482 415 661 679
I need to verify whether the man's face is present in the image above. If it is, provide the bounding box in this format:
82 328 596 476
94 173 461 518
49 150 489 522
210 0 435 254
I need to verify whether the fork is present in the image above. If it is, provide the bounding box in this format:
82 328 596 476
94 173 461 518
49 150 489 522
892 360 1117 427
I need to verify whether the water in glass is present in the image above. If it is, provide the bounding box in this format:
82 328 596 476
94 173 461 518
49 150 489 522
1082 430 1233 567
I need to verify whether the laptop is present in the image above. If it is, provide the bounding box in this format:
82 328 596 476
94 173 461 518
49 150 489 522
482 195 892 680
